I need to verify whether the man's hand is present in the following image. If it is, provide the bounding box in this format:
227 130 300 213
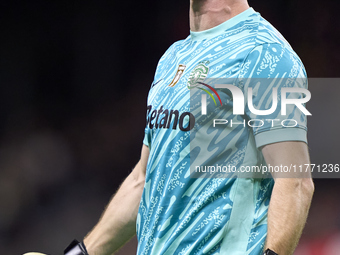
262 141 314 255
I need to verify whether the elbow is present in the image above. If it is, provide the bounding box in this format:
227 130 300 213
298 178 314 214
276 177 314 203
289 178 314 211
302 177 315 201
291 177 315 197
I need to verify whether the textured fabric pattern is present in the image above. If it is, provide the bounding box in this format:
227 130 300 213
138 8 307 255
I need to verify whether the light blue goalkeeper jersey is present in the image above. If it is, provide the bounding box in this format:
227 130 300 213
137 8 307 255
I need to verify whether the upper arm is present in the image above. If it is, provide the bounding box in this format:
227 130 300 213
262 141 312 179
261 142 314 211
131 144 149 183
140 144 149 174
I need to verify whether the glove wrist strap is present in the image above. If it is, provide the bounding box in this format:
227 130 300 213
64 240 88 255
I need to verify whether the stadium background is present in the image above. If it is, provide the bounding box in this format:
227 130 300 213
0 0 339 254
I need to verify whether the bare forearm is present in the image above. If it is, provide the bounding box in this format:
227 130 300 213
265 178 314 255
84 163 145 255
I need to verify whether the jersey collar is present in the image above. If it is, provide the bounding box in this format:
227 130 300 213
190 7 256 42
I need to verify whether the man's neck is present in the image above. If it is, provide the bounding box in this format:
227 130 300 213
190 0 249 31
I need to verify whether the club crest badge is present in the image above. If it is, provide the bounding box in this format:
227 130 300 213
187 63 209 89
187 62 222 107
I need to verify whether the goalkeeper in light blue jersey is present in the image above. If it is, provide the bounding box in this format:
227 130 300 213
25 1 314 255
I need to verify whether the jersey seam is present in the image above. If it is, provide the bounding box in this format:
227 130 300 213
221 177 240 248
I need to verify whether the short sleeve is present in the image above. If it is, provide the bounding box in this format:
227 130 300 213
238 43 309 148
143 104 152 148
143 126 150 147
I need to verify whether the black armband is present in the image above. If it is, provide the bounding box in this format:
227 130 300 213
64 239 88 255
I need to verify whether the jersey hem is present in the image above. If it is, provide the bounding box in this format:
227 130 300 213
254 127 307 148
